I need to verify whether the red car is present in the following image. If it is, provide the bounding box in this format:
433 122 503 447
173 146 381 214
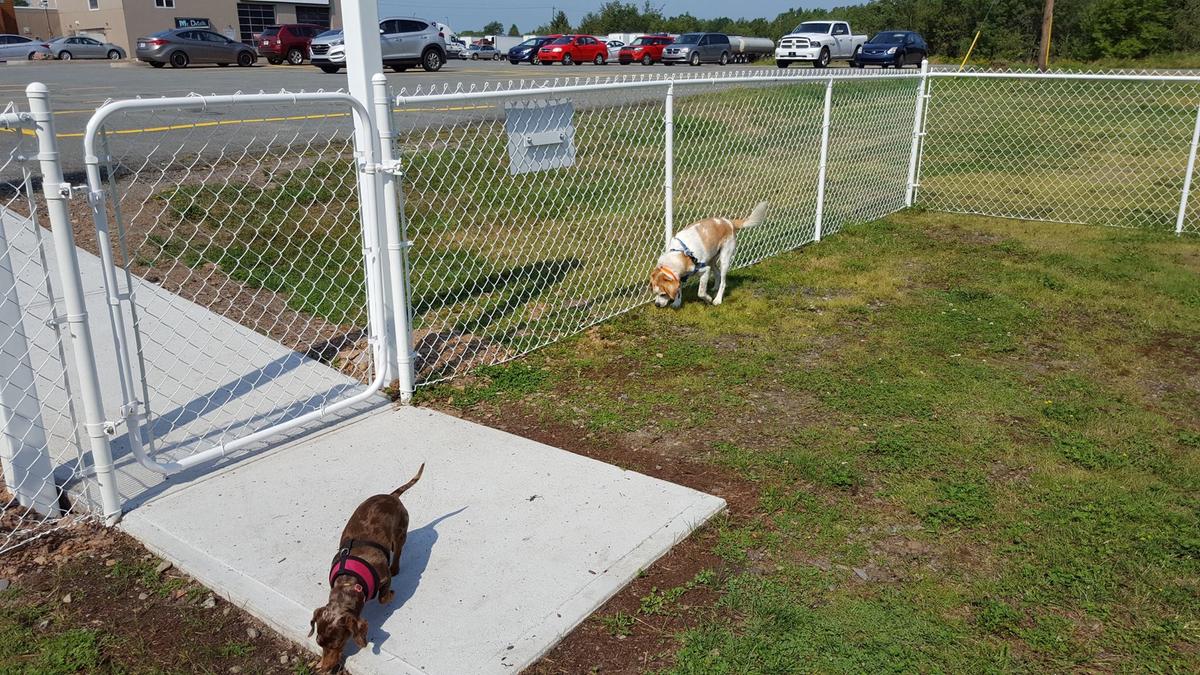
618 34 674 65
256 23 325 65
537 34 608 65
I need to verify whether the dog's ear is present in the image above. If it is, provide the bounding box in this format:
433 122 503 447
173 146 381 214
308 607 323 637
349 616 369 649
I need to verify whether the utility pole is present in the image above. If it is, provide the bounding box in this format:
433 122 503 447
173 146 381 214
1038 0 1054 71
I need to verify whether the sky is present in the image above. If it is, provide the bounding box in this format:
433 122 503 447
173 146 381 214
377 1 856 34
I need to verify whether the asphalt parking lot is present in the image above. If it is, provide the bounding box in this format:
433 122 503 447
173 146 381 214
1 57 779 131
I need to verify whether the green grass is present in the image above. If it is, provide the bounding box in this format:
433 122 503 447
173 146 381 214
419 211 1200 672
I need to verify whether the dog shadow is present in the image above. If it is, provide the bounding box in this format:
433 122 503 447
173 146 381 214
346 507 467 659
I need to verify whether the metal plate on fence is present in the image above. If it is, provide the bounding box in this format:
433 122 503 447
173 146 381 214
504 99 575 175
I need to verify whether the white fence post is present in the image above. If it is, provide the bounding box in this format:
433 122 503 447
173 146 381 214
1177 104 1200 236
26 82 123 525
664 81 675 250
342 0 394 382
814 77 834 242
373 74 415 402
906 59 931 207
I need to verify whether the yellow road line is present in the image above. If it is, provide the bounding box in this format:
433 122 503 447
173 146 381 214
0 104 492 138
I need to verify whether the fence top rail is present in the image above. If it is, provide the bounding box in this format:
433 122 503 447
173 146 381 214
930 70 1200 83
81 89 372 162
392 69 925 104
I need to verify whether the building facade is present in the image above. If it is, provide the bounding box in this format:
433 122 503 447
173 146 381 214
40 0 341 54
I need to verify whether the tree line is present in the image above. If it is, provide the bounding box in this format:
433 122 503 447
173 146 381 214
482 0 1200 62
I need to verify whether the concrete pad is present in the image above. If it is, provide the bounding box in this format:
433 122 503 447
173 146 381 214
121 405 726 674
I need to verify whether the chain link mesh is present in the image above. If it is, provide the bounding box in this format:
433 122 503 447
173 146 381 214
398 71 924 384
1 107 97 554
917 74 1200 232
397 86 668 384
88 96 378 472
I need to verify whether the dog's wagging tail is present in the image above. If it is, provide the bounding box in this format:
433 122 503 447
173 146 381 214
651 201 767 308
392 463 424 496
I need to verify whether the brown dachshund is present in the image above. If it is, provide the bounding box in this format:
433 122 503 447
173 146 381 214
309 464 424 672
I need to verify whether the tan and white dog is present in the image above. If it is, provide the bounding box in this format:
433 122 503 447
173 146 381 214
650 201 767 308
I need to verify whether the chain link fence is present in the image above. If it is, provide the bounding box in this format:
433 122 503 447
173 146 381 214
1 106 98 554
394 71 926 384
2 67 1199 551
918 73 1200 233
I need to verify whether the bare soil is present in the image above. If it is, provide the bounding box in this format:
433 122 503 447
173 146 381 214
1 524 317 673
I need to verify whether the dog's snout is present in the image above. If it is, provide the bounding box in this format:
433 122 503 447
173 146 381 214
654 295 670 307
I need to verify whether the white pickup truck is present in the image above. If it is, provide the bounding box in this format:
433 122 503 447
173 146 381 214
775 20 867 68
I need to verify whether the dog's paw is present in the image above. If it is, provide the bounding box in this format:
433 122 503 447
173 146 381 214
712 297 723 306
380 590 395 604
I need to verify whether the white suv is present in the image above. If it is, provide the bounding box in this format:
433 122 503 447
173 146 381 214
309 17 447 73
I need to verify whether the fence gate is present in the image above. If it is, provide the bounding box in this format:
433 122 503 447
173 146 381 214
81 93 391 477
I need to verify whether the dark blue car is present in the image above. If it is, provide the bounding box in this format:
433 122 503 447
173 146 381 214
508 36 555 64
851 30 928 68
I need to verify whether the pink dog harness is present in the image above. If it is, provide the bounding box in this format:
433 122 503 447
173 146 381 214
328 539 392 600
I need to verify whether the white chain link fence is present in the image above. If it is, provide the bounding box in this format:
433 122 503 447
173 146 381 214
393 70 927 384
918 72 1200 234
1 105 99 554
1 67 1198 551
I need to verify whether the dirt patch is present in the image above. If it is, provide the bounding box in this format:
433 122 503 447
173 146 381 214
923 222 1009 247
1 524 316 673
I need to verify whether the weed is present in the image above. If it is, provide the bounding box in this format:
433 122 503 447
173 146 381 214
599 611 635 637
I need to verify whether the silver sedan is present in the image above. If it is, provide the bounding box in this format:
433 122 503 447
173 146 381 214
0 34 53 61
48 35 126 60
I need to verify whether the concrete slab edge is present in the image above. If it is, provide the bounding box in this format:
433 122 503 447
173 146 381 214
498 494 728 673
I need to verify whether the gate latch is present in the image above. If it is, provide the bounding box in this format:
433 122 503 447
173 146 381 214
58 183 89 200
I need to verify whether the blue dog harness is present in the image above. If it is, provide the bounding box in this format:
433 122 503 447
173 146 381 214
669 237 707 280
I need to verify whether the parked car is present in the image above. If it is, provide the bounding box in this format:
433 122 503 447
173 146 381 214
851 30 928 68
135 28 256 68
662 33 731 66
255 23 324 65
0 34 52 61
605 39 624 61
309 17 446 74
775 20 867 68
47 35 124 60
468 43 500 60
537 34 608 65
617 34 673 65
447 41 468 59
507 36 555 64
